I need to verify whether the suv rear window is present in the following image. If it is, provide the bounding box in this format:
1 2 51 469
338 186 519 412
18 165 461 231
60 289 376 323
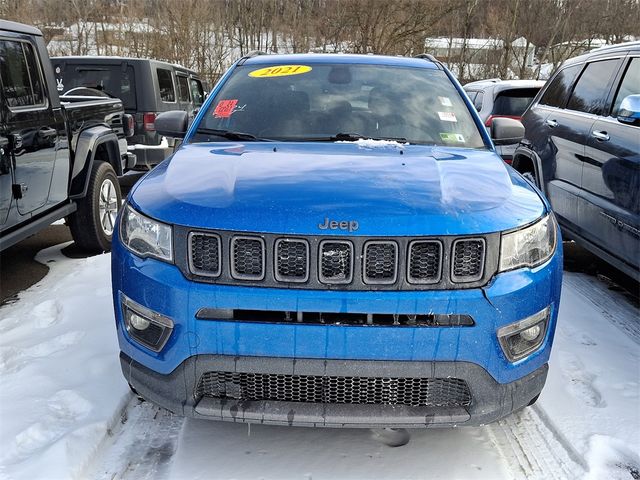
195 63 485 148
492 88 539 116
539 65 581 108
0 40 45 108
157 68 175 102
58 64 136 109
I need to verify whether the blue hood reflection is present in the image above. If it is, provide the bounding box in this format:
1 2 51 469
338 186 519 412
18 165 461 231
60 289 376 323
129 142 545 236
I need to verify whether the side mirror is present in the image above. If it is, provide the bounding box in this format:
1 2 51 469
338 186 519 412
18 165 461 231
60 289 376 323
155 110 189 138
491 117 525 145
617 94 640 125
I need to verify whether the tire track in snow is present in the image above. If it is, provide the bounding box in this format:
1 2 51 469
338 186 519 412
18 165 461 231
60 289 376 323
564 272 640 346
81 397 185 480
488 405 587 480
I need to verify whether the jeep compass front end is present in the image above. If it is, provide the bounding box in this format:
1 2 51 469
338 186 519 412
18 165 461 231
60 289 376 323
112 54 562 428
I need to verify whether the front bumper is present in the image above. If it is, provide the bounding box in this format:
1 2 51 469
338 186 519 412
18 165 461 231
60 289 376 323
112 229 562 427
127 144 173 169
121 352 548 428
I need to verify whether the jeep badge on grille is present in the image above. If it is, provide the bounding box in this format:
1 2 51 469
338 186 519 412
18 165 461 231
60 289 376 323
318 217 359 232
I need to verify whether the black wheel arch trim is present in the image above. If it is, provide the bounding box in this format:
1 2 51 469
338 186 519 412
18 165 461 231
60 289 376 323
513 145 546 196
69 125 122 199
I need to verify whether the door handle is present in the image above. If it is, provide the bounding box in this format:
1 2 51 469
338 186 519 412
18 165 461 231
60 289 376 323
591 130 610 142
545 119 558 128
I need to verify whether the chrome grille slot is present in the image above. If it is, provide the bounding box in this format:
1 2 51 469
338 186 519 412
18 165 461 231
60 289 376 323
231 236 265 280
275 239 309 282
452 239 485 282
407 240 442 284
188 232 221 277
363 241 398 284
319 241 353 284
196 371 472 408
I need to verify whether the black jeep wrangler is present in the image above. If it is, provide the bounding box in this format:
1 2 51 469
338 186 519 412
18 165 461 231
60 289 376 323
0 20 135 252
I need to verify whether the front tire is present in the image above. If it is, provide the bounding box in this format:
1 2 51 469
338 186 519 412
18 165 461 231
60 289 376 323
68 161 122 253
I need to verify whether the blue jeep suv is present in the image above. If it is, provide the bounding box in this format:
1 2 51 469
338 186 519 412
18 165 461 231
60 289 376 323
112 53 562 428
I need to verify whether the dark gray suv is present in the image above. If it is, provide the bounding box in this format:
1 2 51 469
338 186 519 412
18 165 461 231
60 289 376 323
52 57 205 169
513 42 639 280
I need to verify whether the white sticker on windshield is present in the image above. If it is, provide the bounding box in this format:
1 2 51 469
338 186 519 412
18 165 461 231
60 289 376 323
440 133 465 143
438 111 457 122
438 96 452 107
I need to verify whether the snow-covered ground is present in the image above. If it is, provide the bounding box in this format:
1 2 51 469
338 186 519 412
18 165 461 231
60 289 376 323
0 242 638 480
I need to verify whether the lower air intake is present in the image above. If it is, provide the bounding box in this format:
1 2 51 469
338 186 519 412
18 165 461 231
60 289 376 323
196 372 472 408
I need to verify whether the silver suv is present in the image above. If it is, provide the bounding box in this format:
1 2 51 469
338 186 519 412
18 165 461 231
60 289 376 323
464 79 544 162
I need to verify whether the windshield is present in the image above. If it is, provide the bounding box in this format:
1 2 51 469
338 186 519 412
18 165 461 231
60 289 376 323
193 63 486 148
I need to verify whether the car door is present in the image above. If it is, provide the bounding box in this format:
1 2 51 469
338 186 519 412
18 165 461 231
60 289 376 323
0 87 11 225
532 63 583 227
0 37 60 216
582 55 640 270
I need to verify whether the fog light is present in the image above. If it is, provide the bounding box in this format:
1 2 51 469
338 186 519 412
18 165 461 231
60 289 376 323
129 312 151 331
519 324 541 342
497 306 550 362
121 293 174 352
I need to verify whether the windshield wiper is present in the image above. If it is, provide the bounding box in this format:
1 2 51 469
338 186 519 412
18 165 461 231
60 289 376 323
195 128 271 142
293 133 408 143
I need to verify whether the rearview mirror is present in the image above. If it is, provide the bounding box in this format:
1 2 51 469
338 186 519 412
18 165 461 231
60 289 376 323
155 111 189 139
491 117 525 145
617 94 640 125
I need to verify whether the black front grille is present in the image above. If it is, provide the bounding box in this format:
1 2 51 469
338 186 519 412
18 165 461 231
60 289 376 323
363 241 397 284
196 371 472 408
319 241 353 284
408 241 442 284
189 233 221 277
452 239 485 282
181 229 497 291
231 237 265 280
275 239 309 282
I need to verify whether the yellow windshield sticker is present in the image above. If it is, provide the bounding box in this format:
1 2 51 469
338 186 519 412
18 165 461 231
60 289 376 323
249 65 312 78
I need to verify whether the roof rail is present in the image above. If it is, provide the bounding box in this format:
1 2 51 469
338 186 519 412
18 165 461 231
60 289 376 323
238 50 268 65
466 78 501 85
415 53 438 62
414 53 444 69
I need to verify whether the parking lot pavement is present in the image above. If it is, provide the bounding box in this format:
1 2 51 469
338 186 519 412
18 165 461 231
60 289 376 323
0 224 73 305
0 171 146 306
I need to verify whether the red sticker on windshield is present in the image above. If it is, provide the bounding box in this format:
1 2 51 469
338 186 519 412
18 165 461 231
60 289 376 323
213 99 238 118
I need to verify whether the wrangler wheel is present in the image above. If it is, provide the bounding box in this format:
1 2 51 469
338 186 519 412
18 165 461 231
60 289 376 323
68 161 122 253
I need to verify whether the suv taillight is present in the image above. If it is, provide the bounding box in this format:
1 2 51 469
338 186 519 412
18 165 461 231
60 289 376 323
485 115 521 127
143 112 157 132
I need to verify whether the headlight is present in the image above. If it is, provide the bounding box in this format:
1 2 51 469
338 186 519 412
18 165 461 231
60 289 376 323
120 205 173 262
499 213 557 272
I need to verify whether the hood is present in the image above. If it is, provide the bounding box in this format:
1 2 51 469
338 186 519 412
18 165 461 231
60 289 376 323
129 142 546 236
